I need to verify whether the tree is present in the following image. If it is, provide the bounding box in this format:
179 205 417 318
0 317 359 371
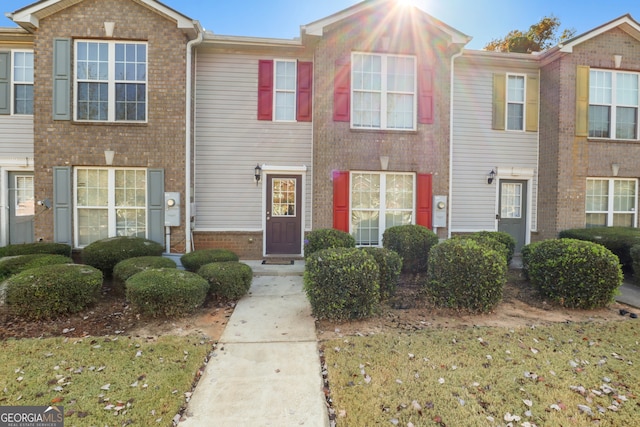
484 15 576 53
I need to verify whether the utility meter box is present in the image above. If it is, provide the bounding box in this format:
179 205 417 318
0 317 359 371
433 195 447 228
164 192 180 227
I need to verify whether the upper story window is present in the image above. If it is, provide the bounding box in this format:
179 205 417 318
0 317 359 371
13 51 33 115
351 53 416 131
507 75 525 130
257 59 312 122
74 41 147 122
589 70 638 139
274 60 296 121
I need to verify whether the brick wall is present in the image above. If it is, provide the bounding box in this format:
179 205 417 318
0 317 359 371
311 11 455 239
31 0 190 251
193 231 264 259
539 28 640 239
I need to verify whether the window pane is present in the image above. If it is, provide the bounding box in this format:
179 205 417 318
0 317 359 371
14 84 33 115
115 83 146 121
590 70 612 104
271 178 296 216
613 214 634 227
275 92 295 121
588 105 611 138
501 183 522 219
616 106 637 139
507 75 524 102
387 93 414 129
507 103 524 131
617 73 638 106
352 210 379 246
116 208 146 237
15 176 34 217
387 56 414 92
586 213 607 228
586 180 608 211
77 208 109 246
613 180 636 212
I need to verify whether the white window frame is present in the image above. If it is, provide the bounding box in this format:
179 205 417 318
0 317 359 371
273 59 297 122
351 52 417 131
506 73 525 131
350 171 416 246
589 69 639 140
586 178 637 227
73 40 148 123
73 167 148 248
11 49 34 115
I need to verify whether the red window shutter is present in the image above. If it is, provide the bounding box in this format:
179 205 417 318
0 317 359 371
333 171 350 232
418 65 434 124
257 60 273 121
416 173 433 229
333 58 350 122
296 61 313 122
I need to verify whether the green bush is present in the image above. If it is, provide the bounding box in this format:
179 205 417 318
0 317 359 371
0 254 73 281
125 269 209 317
0 242 71 257
632 245 640 286
113 256 177 283
425 238 506 313
527 238 622 309
521 241 542 280
471 231 516 264
198 261 253 300
304 247 380 320
383 224 439 273
452 234 509 264
81 237 163 275
361 247 402 300
180 249 239 272
304 228 355 257
4 264 102 320
559 226 640 268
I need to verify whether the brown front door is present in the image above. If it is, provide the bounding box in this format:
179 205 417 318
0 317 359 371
266 175 302 255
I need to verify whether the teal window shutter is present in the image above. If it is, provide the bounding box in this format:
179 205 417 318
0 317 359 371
53 38 71 120
147 169 165 246
0 52 10 115
53 166 72 244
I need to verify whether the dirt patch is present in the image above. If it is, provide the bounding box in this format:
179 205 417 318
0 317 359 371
316 268 637 340
0 282 235 341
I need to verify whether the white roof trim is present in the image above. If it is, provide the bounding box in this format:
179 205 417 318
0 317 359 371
559 15 640 53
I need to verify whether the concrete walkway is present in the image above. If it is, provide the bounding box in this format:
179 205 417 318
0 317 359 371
179 260 329 427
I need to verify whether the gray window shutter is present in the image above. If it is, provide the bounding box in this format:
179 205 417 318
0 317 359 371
0 52 10 115
147 169 165 246
53 38 71 120
53 166 72 245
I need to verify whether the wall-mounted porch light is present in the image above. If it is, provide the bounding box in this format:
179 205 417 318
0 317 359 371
487 169 496 184
104 149 115 166
254 163 262 185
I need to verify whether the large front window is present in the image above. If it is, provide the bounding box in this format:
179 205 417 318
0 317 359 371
75 41 147 122
75 168 147 247
351 172 415 246
589 70 638 139
13 51 33 115
586 178 637 227
352 53 416 130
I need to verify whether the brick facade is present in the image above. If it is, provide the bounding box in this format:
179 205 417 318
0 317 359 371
31 0 191 251
311 8 457 239
538 27 640 239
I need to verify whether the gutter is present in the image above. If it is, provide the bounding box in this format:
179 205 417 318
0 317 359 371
448 46 464 239
185 22 204 253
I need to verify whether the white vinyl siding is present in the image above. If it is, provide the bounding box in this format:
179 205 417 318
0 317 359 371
451 58 539 232
194 50 312 231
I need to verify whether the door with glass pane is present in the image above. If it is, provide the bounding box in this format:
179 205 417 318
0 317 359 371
498 180 527 254
8 172 35 244
265 175 302 254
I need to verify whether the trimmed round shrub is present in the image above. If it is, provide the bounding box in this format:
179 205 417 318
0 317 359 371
198 261 253 299
4 264 102 320
81 237 163 275
527 238 623 309
113 256 177 283
521 241 542 280
180 249 239 272
125 269 209 317
452 234 510 264
0 254 74 281
304 247 380 320
632 244 640 285
304 228 355 257
0 242 71 257
361 247 402 300
471 231 516 264
383 224 438 273
426 238 506 313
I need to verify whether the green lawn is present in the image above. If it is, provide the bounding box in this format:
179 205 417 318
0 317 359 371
0 335 211 426
324 320 640 426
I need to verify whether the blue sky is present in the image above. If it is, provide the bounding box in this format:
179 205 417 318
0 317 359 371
2 0 640 50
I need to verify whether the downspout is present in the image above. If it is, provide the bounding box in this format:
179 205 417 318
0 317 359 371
184 23 204 253
448 46 464 239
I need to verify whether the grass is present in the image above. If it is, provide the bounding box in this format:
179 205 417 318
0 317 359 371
324 320 640 426
0 334 211 426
